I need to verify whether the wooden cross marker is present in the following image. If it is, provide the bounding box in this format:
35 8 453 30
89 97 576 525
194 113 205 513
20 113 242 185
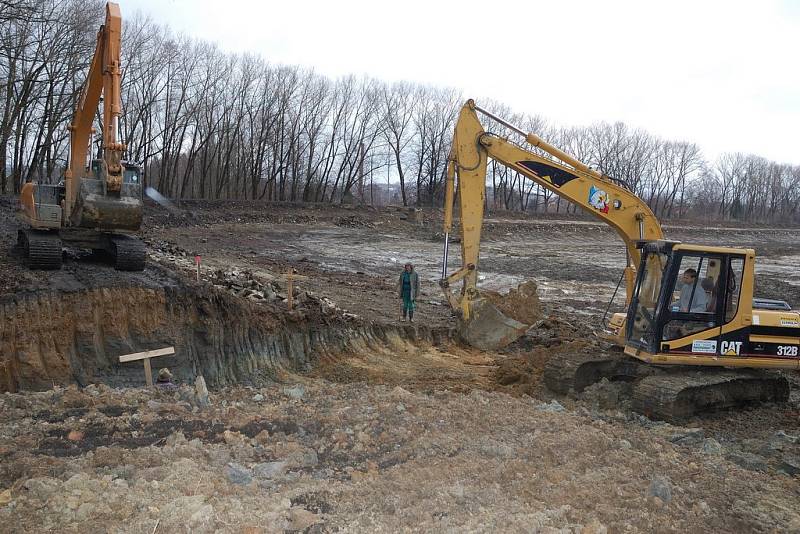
282 269 309 310
119 347 175 387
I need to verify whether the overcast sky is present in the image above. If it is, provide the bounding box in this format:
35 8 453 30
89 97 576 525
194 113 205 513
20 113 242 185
123 0 799 165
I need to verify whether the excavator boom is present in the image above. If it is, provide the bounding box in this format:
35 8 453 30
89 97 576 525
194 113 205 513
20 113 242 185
441 100 663 348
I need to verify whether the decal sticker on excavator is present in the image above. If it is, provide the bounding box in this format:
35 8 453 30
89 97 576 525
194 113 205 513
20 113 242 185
588 186 610 213
516 161 578 188
780 318 799 327
720 340 743 356
691 340 717 354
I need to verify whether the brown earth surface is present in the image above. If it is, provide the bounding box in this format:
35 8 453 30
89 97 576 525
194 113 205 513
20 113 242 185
1 197 799 532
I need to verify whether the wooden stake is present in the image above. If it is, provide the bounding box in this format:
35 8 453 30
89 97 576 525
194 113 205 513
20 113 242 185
119 346 175 387
119 347 175 362
287 269 294 310
142 357 153 387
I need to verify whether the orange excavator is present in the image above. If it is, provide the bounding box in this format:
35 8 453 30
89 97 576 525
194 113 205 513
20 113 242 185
17 2 145 270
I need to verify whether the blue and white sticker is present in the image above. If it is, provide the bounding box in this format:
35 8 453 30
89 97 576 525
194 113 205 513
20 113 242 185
691 340 717 354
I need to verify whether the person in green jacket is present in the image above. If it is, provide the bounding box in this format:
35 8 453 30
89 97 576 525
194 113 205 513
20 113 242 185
397 263 420 322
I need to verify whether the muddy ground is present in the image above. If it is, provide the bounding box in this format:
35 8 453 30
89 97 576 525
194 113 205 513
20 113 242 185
1 197 799 532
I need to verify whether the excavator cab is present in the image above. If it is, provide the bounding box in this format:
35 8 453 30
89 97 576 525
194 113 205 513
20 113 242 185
626 241 798 367
626 241 740 354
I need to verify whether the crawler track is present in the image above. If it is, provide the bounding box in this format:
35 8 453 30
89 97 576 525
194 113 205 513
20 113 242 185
108 234 146 271
543 350 791 422
18 229 62 270
631 371 790 422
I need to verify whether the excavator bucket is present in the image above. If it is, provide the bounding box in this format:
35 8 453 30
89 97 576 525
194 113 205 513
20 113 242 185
458 297 529 351
72 178 142 230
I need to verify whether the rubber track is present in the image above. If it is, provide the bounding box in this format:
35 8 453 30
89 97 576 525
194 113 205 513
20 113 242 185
22 230 62 270
110 235 146 271
631 371 790 422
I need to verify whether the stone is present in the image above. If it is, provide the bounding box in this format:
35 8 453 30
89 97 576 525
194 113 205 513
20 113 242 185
765 431 799 454
188 504 215 532
23 477 61 501
447 484 465 498
777 455 800 476
195 376 210 408
691 500 711 516
391 386 413 398
618 439 632 450
536 400 565 413
701 438 723 455
252 393 264 402
727 452 768 472
582 379 625 409
773 430 799 444
161 496 215 533
253 461 288 479
224 463 252 485
283 385 305 400
581 519 608 534
165 431 187 447
669 428 705 446
222 430 248 447
288 507 322 531
74 502 97 522
646 476 672 504
300 449 319 467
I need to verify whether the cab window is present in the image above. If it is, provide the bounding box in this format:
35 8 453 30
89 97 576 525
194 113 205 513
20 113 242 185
724 257 744 323
663 255 718 341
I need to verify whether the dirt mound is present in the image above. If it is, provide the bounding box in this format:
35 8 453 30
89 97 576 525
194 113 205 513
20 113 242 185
493 339 597 397
493 346 551 396
3 381 798 533
334 215 374 228
482 280 542 325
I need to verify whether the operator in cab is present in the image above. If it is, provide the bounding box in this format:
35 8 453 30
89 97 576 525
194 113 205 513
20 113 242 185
677 268 708 313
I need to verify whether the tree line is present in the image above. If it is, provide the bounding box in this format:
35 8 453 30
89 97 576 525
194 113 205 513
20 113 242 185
2 0 799 222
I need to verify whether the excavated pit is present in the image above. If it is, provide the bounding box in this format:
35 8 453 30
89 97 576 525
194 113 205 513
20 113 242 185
0 280 453 393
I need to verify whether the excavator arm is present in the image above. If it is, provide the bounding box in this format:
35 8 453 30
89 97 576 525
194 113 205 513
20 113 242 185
64 2 126 222
441 100 664 347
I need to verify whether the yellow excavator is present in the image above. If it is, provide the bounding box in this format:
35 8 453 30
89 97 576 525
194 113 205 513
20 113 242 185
441 100 799 420
17 2 145 271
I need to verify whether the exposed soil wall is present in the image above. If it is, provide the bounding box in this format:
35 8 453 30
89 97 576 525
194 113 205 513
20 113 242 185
0 286 452 392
